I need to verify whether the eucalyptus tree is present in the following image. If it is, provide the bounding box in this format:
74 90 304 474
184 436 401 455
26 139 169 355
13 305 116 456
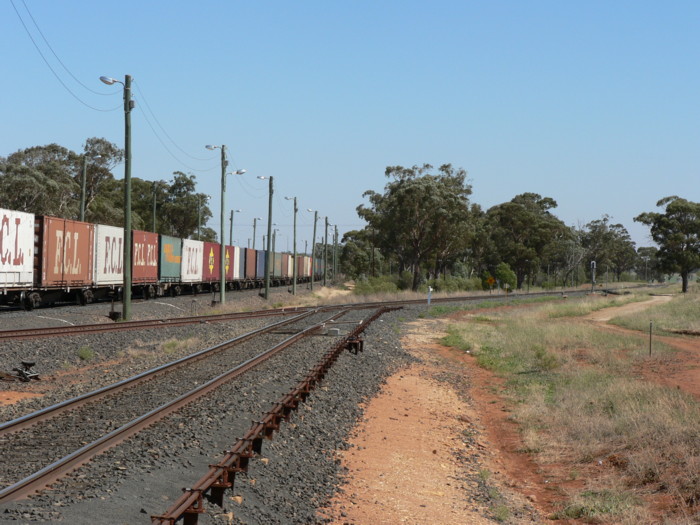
635 196 700 292
582 216 636 281
486 193 569 289
357 163 473 291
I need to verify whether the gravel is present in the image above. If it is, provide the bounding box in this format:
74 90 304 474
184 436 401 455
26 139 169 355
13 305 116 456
0 290 424 524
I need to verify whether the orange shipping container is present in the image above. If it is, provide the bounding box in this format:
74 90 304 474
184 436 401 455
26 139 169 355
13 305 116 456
37 216 94 288
132 230 159 284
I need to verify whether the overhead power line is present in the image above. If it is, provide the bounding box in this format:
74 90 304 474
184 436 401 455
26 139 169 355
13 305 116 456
10 0 122 112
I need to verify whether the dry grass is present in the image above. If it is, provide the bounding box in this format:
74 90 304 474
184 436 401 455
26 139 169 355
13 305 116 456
158 337 201 355
610 291 700 334
439 294 700 522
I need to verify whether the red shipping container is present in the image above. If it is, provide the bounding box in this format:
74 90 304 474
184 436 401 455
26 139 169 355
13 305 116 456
202 242 221 283
132 230 159 284
281 254 290 279
38 216 94 288
244 248 256 279
224 245 234 280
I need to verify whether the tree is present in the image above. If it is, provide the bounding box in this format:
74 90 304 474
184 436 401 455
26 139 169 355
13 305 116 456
582 216 636 282
357 164 473 290
635 196 700 292
0 144 80 216
486 193 569 288
158 172 213 239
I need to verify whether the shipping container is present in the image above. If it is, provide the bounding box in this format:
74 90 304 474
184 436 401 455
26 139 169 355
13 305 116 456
231 246 244 280
201 242 221 283
244 248 256 279
277 253 292 279
132 230 159 284
181 239 204 283
233 246 243 280
255 249 266 280
159 235 182 282
273 252 283 278
0 208 34 289
37 216 94 288
94 224 124 286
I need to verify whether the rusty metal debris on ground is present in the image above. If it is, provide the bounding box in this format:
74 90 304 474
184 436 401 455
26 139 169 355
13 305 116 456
152 306 400 525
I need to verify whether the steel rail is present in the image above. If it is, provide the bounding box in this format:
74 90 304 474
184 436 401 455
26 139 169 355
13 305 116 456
0 307 310 341
0 310 350 504
0 284 654 342
152 306 397 525
0 310 317 436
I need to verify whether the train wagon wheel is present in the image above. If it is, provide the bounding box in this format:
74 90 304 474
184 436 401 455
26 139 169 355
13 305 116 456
22 292 41 311
79 289 94 305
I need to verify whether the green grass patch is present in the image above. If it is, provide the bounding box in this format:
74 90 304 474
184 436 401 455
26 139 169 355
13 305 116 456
77 346 94 361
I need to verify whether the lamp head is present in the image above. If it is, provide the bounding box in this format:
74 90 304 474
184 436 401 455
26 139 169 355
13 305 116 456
205 145 217 150
99 76 116 85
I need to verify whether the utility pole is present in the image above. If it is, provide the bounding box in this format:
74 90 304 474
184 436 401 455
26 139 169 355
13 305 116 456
309 210 318 290
323 217 329 287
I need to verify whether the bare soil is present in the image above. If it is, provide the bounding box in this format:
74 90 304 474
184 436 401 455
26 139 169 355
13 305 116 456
327 296 700 524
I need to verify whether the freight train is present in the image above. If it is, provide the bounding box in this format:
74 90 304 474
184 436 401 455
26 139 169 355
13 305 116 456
0 207 323 310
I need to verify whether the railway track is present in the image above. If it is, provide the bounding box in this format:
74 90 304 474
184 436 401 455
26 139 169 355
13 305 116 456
0 288 593 343
0 307 372 503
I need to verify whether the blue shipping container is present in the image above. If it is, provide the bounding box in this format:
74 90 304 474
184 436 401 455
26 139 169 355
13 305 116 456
255 250 266 280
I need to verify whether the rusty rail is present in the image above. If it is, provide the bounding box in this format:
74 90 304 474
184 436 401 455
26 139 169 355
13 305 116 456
0 307 309 341
0 310 317 436
0 310 350 504
152 306 399 525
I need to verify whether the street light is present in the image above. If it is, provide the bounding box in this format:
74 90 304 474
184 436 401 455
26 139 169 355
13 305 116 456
285 196 298 295
257 176 274 299
252 217 263 249
307 209 318 290
229 209 242 245
100 74 133 321
206 145 246 304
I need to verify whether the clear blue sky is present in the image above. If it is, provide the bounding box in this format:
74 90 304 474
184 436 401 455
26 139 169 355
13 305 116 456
3 1 698 250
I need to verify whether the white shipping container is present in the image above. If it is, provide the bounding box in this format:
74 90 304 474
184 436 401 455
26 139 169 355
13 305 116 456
94 224 124 285
287 256 293 278
181 239 204 283
0 208 34 288
233 246 243 280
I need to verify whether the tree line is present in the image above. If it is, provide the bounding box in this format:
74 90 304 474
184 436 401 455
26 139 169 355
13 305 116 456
346 163 700 293
0 139 217 241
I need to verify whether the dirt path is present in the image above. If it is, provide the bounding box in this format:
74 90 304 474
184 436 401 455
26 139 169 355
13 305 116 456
324 319 542 524
325 295 700 524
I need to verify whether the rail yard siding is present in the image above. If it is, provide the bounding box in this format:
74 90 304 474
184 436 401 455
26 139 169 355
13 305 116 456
181 239 204 283
0 208 34 288
38 216 94 288
159 235 182 283
201 242 221 283
94 224 124 286
132 230 159 284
